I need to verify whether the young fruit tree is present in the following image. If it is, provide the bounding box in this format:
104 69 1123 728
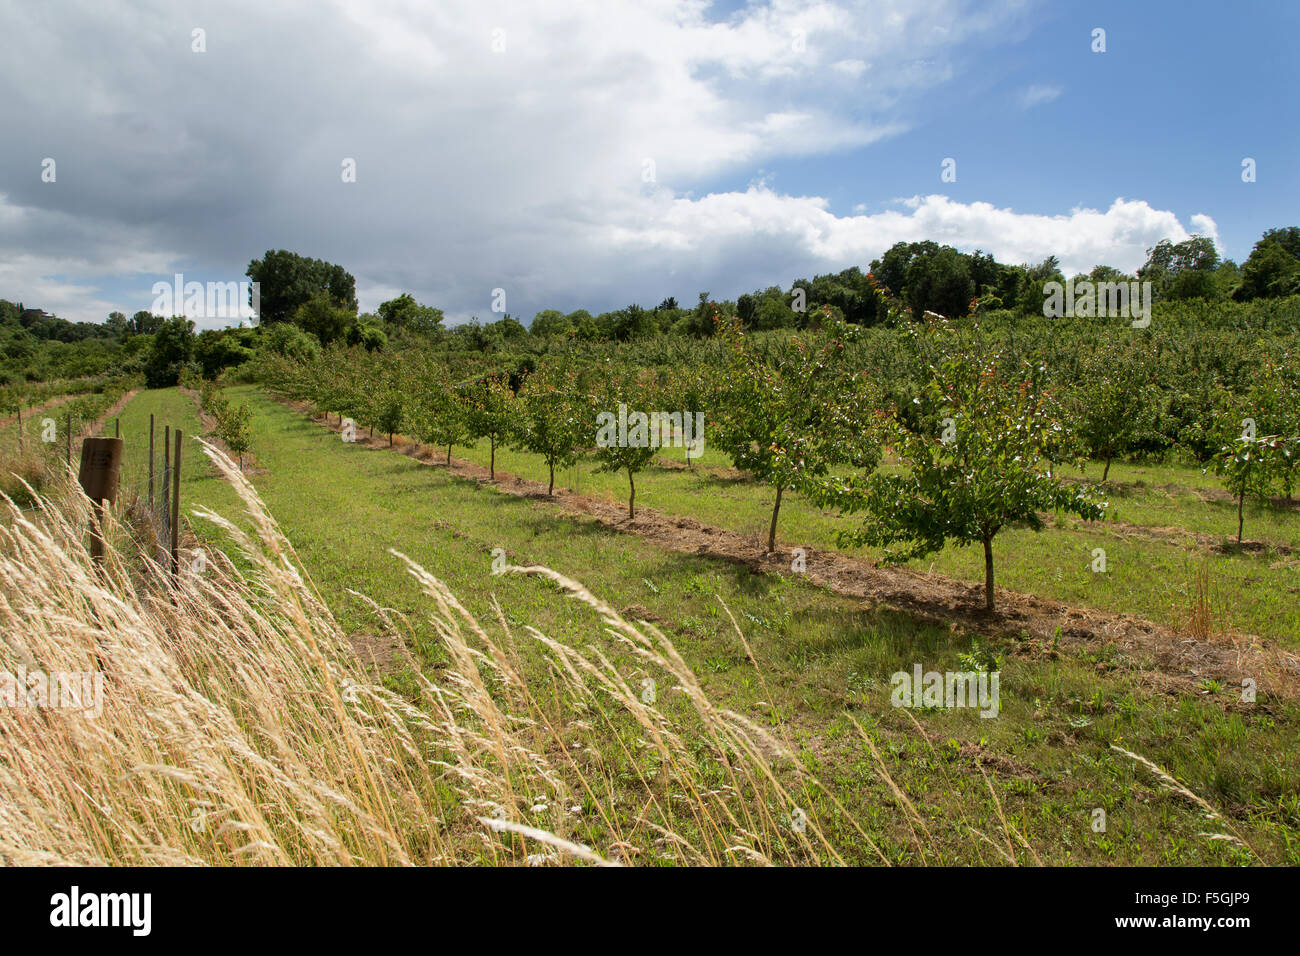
663 362 710 470
459 371 517 480
1247 358 1300 500
315 345 368 429
215 401 253 470
590 365 658 519
405 357 471 465
1070 342 1158 481
516 360 592 496
1210 422 1292 544
815 327 1106 611
366 361 405 447
0 386 26 453
713 316 877 552
373 384 404 447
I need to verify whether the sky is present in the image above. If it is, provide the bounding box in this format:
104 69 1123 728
1 0 1296 329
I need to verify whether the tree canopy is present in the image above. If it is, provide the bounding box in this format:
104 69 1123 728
246 250 358 326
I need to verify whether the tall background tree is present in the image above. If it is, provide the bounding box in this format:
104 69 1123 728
105 311 128 339
293 292 357 346
143 317 196 388
1139 236 1221 300
246 250 358 326
130 310 165 335
1234 228 1300 301
377 293 444 335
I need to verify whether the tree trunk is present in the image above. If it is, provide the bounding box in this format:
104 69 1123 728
388 432 393 447
982 535 995 611
490 436 496 480
548 460 555 496
1238 489 1245 544
767 485 784 553
1102 453 1112 482
627 466 635 519
446 442 452 466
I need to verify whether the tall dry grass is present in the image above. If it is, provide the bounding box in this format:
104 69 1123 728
0 441 862 866
1184 549 1214 641
0 445 53 505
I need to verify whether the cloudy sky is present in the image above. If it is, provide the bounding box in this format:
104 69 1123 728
1 0 1296 328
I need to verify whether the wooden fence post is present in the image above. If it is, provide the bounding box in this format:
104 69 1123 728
78 437 123 565
162 424 171 539
170 430 182 579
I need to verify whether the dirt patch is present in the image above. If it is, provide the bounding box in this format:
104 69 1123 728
620 603 672 629
348 631 409 671
273 395 1300 700
957 743 1041 781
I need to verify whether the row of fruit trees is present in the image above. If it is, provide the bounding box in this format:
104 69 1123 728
258 314 1299 611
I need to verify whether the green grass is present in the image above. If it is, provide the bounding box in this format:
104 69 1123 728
101 385 1300 865
95 386 243 521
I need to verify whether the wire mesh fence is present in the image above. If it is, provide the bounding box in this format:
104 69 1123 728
12 408 191 583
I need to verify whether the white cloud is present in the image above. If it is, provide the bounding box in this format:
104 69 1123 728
1189 214 1223 254
584 190 1217 298
1018 83 1062 109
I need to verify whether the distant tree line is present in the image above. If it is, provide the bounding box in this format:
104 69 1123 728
5 225 1299 386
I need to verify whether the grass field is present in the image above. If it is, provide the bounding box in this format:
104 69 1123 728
87 385 1300 864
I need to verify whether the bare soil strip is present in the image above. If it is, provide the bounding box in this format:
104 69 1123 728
88 389 138 439
275 395 1300 700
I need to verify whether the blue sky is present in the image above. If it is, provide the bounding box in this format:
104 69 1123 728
1 0 1295 328
707 0 1298 264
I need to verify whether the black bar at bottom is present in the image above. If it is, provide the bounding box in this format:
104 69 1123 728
0 865 1281 943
